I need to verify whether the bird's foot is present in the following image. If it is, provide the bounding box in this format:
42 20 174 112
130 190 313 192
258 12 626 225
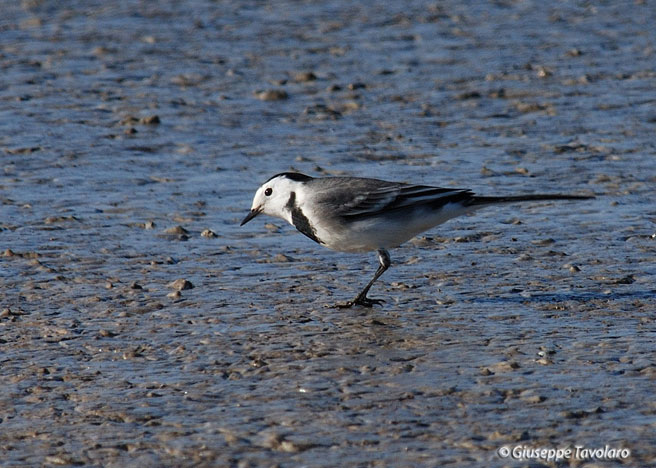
334 296 385 309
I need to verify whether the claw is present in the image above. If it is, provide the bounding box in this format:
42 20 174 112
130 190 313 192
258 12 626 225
334 297 385 308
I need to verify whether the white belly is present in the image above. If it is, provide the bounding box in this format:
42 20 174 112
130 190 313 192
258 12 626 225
316 203 473 253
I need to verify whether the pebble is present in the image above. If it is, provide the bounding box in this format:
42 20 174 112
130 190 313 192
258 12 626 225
201 229 217 238
488 361 520 373
167 291 182 299
347 82 366 90
566 48 583 56
531 238 555 246
614 275 635 284
520 390 546 403
120 116 139 125
44 455 74 465
456 91 481 100
293 71 317 82
139 115 160 124
255 89 288 101
536 357 554 365
167 279 194 291
44 215 78 224
163 226 189 240
303 103 342 119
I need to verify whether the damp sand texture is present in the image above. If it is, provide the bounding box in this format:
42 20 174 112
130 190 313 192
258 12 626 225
2 1 655 467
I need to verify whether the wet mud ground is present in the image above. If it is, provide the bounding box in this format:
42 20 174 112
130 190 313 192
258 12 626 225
1 1 655 466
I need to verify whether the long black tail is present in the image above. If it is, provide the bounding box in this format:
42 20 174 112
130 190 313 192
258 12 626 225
468 193 594 206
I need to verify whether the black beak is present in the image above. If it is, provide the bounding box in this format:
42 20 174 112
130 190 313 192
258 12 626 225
240 207 262 226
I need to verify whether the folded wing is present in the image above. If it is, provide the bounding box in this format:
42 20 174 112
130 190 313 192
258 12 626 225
312 178 473 219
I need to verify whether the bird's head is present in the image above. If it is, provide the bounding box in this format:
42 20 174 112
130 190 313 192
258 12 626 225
240 172 313 225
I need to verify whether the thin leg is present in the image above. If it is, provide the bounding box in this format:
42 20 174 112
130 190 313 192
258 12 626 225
336 249 391 308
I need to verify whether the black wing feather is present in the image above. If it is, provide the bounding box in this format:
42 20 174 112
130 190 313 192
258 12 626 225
310 178 473 220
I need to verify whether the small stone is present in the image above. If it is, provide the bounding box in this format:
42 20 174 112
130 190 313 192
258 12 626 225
120 116 139 125
347 82 366 90
168 279 193 291
490 361 520 373
535 65 553 78
201 229 217 238
167 291 182 299
139 115 160 125
164 226 189 235
130 282 143 290
456 91 481 100
488 88 506 98
520 390 546 403
614 275 635 284
340 100 360 112
303 104 341 119
250 357 268 368
279 440 300 453
531 238 555 246
261 432 284 449
566 48 583 57
44 455 72 465
294 71 317 82
144 221 155 229
44 215 77 224
255 89 288 101
3 249 15 257
569 265 581 272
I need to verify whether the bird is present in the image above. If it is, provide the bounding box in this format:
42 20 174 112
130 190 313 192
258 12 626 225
240 172 593 308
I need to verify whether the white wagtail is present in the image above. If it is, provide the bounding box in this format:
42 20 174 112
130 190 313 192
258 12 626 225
241 172 593 307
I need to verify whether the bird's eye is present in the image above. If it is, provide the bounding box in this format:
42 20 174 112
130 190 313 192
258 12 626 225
264 188 273 196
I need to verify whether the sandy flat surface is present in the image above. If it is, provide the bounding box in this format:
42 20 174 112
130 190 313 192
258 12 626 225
1 1 655 466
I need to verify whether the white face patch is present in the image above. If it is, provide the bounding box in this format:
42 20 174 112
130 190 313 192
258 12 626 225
250 176 301 224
